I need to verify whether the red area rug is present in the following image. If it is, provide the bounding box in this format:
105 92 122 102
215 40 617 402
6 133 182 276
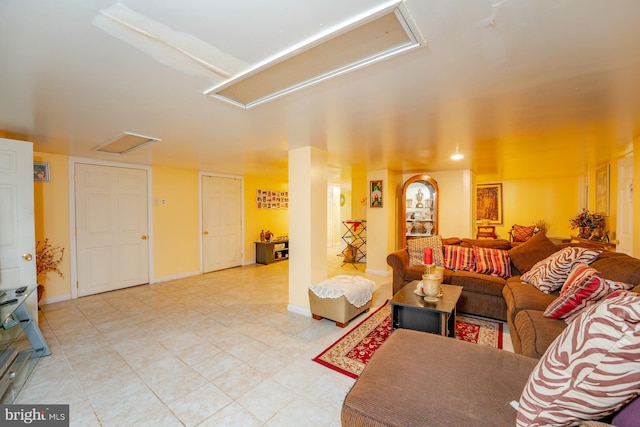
312 303 503 379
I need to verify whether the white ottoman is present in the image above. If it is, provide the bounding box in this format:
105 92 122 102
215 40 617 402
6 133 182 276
308 275 375 327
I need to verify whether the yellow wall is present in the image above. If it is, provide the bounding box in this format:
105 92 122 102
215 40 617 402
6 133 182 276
151 166 200 279
33 152 71 301
475 176 582 240
244 175 289 262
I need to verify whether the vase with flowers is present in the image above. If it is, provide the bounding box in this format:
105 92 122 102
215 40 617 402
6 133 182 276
35 238 64 303
569 209 605 240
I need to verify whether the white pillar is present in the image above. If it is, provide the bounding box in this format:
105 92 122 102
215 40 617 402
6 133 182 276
287 146 328 314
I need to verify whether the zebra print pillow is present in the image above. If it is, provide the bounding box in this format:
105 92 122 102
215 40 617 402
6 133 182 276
521 247 602 293
517 290 640 427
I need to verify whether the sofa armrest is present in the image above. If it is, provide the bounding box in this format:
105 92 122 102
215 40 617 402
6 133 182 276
387 249 410 295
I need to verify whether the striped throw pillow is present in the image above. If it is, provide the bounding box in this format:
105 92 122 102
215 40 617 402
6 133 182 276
517 290 640 427
443 245 475 271
545 263 637 322
472 246 511 278
521 247 602 293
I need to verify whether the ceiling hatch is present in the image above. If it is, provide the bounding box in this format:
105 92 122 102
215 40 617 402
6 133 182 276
93 132 161 155
204 1 425 108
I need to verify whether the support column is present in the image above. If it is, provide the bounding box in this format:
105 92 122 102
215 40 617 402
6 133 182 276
288 146 328 314
366 169 401 276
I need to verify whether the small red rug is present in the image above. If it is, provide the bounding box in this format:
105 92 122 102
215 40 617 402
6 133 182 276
312 303 503 379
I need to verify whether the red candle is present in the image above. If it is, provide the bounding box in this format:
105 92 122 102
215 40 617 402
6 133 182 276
424 247 433 265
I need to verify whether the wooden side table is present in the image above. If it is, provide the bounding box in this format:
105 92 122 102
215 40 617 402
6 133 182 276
476 225 497 239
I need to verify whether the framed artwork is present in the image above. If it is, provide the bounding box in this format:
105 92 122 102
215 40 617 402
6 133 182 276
33 162 50 182
476 183 503 224
595 164 610 216
370 180 383 207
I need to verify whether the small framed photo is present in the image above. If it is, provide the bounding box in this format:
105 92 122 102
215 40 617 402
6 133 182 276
33 162 50 182
370 180 383 207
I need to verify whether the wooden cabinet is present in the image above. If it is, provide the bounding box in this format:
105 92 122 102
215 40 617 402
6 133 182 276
401 175 439 247
255 240 289 264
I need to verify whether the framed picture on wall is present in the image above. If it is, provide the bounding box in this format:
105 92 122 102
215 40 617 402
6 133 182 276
370 180 383 207
476 183 503 224
33 162 50 182
595 164 610 216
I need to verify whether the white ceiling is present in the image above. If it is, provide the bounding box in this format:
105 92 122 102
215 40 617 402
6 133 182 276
2 0 640 182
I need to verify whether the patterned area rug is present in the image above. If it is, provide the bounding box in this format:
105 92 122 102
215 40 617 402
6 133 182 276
312 303 503 378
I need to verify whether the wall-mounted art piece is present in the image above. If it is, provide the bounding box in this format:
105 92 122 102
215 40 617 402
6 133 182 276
370 180 383 207
33 162 50 182
256 189 288 209
476 183 503 224
595 164 610 216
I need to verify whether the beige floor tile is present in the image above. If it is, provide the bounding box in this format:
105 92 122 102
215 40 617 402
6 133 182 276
236 378 297 422
266 395 334 427
17 248 401 425
167 382 233 426
197 401 262 427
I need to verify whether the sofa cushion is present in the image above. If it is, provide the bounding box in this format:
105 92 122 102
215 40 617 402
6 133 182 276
460 238 511 250
443 245 474 271
517 291 640 426
512 224 536 242
448 270 506 297
508 232 560 274
544 263 635 322
514 309 566 359
590 250 640 285
521 247 602 293
503 279 558 313
472 246 511 278
408 236 444 267
342 329 538 427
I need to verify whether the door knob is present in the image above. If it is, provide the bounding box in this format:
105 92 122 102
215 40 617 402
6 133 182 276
203 231 209 235
22 253 33 261
141 235 148 240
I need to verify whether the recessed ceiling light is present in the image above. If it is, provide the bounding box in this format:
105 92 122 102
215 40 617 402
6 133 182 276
93 132 161 155
451 153 464 160
204 1 425 108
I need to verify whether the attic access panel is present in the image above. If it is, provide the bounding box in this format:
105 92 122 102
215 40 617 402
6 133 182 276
205 2 424 108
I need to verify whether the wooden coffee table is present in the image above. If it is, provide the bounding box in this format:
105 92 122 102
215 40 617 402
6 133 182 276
390 282 463 337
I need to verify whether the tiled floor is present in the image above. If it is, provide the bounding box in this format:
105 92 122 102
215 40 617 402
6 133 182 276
17 250 512 426
17 250 392 426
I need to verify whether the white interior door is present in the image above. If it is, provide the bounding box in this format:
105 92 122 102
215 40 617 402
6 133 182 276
616 155 633 255
75 164 149 296
202 175 242 272
0 139 37 319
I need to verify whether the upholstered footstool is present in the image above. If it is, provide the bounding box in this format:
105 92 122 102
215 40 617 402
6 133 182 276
309 275 375 327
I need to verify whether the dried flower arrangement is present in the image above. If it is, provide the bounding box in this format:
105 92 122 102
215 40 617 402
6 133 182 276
36 238 64 279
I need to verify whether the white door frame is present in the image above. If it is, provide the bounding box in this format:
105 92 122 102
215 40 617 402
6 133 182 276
198 171 244 271
68 157 153 299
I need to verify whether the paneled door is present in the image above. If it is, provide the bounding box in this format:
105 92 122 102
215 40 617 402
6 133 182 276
616 156 633 256
75 164 149 296
202 175 242 272
0 139 37 319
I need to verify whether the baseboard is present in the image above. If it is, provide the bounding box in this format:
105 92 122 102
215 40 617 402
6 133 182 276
365 268 391 276
151 270 200 284
288 304 311 317
41 294 71 305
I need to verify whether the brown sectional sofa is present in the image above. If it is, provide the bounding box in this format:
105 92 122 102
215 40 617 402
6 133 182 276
342 234 640 426
386 237 513 321
385 233 640 358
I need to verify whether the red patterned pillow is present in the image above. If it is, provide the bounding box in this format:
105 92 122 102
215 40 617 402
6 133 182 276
520 247 602 293
472 246 511 278
543 263 605 320
517 291 640 427
513 224 536 242
443 245 474 272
